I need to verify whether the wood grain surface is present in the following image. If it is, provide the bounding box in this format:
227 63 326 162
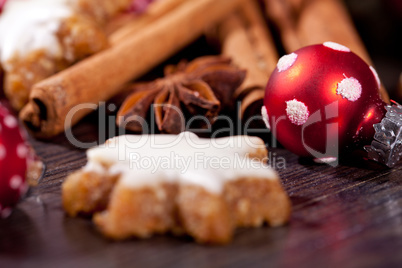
1 1 402 267
0 114 401 267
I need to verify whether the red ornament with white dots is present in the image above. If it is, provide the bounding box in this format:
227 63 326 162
262 42 386 162
0 0 6 13
0 103 30 218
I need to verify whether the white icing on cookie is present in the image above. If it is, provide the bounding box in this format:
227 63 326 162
337 77 362 101
323 42 351 52
0 0 73 67
286 99 309 125
277 53 298 72
85 132 277 193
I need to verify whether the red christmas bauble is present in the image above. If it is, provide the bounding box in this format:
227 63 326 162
262 42 386 160
0 0 6 13
128 0 154 13
0 103 29 218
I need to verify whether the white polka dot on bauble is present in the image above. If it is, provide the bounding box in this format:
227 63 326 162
10 175 23 190
369 66 381 88
1 207 12 218
286 99 310 125
0 144 6 160
277 53 298 72
17 144 28 158
337 77 362 101
261 106 271 130
323 42 351 52
4 115 18 128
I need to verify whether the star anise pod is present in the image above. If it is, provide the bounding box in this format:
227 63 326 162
117 56 246 134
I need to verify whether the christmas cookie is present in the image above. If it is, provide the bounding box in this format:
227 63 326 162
62 132 291 244
0 0 132 110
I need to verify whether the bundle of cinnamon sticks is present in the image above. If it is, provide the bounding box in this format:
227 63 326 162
264 0 389 102
17 0 388 139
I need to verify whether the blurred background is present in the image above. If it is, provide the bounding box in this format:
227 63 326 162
344 0 401 101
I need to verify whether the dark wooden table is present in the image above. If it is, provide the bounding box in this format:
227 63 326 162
0 118 401 268
1 1 402 267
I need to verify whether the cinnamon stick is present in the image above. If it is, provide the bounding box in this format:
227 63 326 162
297 0 372 64
104 13 137 36
240 0 278 76
263 0 301 53
20 0 247 139
264 0 390 102
108 0 187 45
214 0 278 122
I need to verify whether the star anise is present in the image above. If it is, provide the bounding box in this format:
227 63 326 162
117 56 246 134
